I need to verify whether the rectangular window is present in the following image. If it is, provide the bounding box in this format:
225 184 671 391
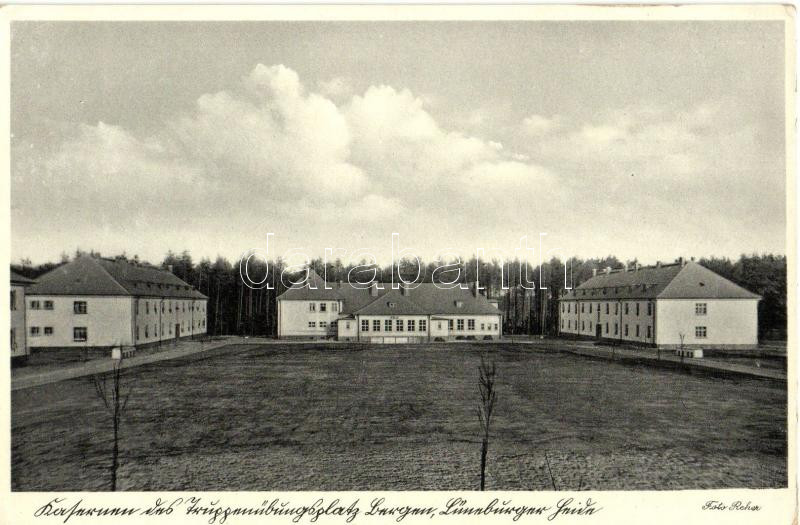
408 320 416 332
146 302 150 314
605 323 609 334
396 319 404 332
308 321 316 328
333 303 339 312
614 322 618 335
636 325 640 337
320 321 327 328
695 303 707 315
73 327 87 342
320 303 327 312
615 303 619 315
561 304 564 313
647 303 653 316
457 319 465 330
44 326 53 335
309 303 316 312
468 319 475 330
30 326 40 336
581 303 584 313
73 301 87 314
605 303 609 314
695 326 707 338
568 320 571 329
448 319 454 330
647 326 652 339
624 324 629 336
419 319 427 332
581 321 584 331
30 300 40 310
636 303 640 316
373 319 381 331
437 322 442 330
385 319 393 332
624 303 629 315
589 303 593 313
361 319 368 332
568 303 571 313
44 300 54 310
480 323 485 330
10 290 16 311
345 322 351 330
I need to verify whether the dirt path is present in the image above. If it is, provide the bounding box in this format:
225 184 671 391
12 337 237 391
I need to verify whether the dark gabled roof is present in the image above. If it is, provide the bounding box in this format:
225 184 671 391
278 270 502 316
658 262 761 299
561 261 760 301
562 263 683 300
403 283 502 315
95 258 207 299
10 270 35 285
27 256 207 299
354 288 429 316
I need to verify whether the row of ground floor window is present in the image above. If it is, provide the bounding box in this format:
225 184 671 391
355 318 498 333
25 319 207 343
299 317 500 333
136 319 206 341
561 319 709 339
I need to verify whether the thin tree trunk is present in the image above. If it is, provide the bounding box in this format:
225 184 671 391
480 438 488 490
111 366 120 491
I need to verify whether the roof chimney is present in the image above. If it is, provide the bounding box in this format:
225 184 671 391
624 262 629 272
635 263 640 272
592 268 597 277
656 261 661 268
167 264 173 273
402 284 410 296
471 282 479 297
677 256 685 267
370 281 379 297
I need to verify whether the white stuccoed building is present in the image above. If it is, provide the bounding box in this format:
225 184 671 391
277 270 503 343
25 256 208 354
10 270 35 365
558 258 761 349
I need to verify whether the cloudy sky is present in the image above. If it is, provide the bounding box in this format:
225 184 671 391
11 21 786 266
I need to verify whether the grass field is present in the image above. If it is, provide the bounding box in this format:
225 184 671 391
11 343 787 491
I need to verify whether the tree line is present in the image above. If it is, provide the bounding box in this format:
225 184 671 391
13 250 787 340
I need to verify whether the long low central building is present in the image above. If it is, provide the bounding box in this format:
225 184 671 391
277 270 502 342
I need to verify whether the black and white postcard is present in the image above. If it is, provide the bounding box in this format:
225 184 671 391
1 4 796 525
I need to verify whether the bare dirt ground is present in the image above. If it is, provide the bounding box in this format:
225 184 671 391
11 343 787 491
